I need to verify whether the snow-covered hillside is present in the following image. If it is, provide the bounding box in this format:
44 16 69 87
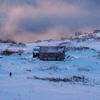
0 32 100 100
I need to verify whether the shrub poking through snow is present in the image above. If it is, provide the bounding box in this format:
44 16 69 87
27 75 89 83
40 66 59 71
78 68 91 72
18 42 26 47
0 39 17 44
0 49 16 56
18 49 24 56
66 46 96 51
0 49 24 56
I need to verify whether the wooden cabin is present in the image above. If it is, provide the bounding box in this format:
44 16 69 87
39 46 65 61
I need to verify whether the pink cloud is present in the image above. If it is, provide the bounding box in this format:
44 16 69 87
0 0 100 42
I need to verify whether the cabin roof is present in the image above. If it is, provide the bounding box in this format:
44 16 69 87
33 47 40 53
39 46 65 53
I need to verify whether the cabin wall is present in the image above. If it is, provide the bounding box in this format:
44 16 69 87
39 53 65 61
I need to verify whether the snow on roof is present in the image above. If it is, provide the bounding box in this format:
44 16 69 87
39 46 65 53
33 47 40 53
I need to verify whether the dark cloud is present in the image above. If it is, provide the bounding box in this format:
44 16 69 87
0 0 38 7
17 16 56 33
0 0 100 42
63 0 100 6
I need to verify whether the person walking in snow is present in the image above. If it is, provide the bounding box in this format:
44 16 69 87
9 72 12 77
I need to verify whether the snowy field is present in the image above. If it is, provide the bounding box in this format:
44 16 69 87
0 32 100 100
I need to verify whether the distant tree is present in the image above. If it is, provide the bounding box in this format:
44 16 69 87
75 31 82 36
61 36 66 40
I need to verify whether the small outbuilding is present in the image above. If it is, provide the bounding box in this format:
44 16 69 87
39 46 65 61
33 47 40 58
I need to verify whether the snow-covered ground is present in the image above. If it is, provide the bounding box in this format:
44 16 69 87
0 32 100 100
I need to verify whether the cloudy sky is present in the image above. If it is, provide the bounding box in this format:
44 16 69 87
0 0 100 42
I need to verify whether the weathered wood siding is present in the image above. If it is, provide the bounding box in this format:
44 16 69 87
39 53 65 61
